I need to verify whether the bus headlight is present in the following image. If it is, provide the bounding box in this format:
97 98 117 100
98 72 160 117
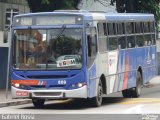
77 83 83 88
77 82 86 88
15 83 20 88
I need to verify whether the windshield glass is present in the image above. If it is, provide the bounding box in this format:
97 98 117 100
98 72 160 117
13 28 83 70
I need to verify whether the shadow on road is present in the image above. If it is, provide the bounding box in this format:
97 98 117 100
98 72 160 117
19 97 124 110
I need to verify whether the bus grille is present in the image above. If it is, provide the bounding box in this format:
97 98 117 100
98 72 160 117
33 92 62 97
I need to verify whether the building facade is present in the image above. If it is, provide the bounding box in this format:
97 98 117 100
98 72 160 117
0 0 30 89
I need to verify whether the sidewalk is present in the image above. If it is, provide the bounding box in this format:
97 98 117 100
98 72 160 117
0 89 31 108
0 76 160 108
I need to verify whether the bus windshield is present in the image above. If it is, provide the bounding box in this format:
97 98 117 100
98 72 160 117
13 28 83 70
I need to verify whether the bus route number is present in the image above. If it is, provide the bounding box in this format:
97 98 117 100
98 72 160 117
58 80 66 85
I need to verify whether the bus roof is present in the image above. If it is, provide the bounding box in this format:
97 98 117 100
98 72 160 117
14 10 155 22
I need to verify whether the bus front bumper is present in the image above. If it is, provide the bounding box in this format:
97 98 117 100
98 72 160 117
11 86 87 99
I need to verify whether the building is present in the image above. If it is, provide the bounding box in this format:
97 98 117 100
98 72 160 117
0 0 31 89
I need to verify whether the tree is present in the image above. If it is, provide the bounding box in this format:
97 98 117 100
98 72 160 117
27 0 81 12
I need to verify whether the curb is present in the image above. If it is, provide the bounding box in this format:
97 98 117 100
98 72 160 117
0 99 32 108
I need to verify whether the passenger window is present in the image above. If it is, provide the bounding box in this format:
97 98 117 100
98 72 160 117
107 23 116 35
87 28 97 57
144 34 151 46
127 36 136 48
152 34 156 45
144 22 150 33
118 36 126 49
135 22 143 33
108 37 117 51
117 23 125 34
150 22 155 32
126 22 134 34
136 35 144 47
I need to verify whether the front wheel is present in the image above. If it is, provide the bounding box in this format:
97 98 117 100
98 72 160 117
32 99 45 108
90 80 103 107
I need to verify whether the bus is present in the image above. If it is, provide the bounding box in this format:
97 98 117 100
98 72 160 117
11 10 157 107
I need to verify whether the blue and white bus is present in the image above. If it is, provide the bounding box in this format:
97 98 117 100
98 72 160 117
11 10 157 107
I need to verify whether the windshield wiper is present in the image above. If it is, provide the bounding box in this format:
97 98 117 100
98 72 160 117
55 25 66 40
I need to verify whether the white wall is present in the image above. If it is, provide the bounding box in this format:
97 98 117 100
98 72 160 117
78 0 116 12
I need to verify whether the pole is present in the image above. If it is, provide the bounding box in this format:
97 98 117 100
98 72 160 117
5 9 13 99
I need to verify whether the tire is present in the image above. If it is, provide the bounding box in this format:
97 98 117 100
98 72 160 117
122 89 132 98
32 99 45 108
90 80 103 107
132 71 142 98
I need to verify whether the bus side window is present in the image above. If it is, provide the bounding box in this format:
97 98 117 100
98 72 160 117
150 22 155 33
118 36 126 49
135 22 143 33
127 36 136 48
87 35 91 57
144 34 151 46
108 37 117 51
144 22 150 33
107 23 116 35
136 35 144 47
87 28 97 57
117 23 125 35
152 34 156 45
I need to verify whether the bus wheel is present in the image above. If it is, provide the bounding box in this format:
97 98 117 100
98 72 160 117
132 71 142 98
32 99 45 108
122 89 132 98
90 80 103 107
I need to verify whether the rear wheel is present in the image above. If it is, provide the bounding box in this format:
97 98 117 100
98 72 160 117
32 99 45 108
122 71 142 98
132 71 142 98
90 80 103 107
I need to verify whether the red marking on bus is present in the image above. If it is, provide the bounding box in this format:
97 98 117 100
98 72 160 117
123 57 129 89
11 80 39 86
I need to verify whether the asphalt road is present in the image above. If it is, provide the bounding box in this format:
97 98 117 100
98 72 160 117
0 78 160 120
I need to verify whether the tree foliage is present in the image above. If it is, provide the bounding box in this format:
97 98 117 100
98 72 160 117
27 0 81 12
